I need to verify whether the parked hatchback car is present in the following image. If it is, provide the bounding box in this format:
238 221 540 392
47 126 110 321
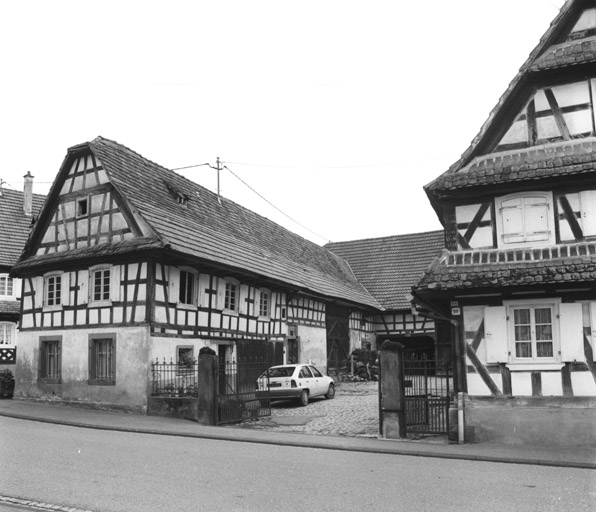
255 363 335 406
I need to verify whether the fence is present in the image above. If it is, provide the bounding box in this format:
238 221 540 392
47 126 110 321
151 359 199 397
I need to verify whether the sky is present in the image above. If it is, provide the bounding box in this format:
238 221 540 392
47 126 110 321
0 0 567 245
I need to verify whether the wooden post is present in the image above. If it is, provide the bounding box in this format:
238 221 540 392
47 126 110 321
379 340 406 439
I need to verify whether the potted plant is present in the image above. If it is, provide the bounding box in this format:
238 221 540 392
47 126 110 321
0 368 15 399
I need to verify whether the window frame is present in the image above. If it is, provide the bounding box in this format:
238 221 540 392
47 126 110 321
495 192 554 248
88 333 117 386
76 196 90 218
39 336 62 383
43 272 63 311
0 274 14 298
223 279 239 313
0 322 16 345
258 288 271 319
504 299 560 364
178 268 198 307
89 265 112 306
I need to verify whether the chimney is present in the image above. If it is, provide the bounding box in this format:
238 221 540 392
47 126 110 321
23 172 33 216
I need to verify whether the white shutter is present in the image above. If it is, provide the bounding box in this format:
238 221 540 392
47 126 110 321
591 302 596 362
216 278 226 310
78 270 89 305
559 303 585 362
484 306 508 363
580 190 596 237
239 285 249 314
168 267 180 304
524 197 550 242
13 278 22 300
61 273 70 306
110 265 121 302
198 274 211 308
34 277 44 309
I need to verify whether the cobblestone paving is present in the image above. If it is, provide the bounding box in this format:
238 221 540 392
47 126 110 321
232 381 381 438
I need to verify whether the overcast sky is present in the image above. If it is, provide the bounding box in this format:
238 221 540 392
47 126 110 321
1 0 566 245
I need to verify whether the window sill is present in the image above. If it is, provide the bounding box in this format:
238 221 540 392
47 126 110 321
42 305 63 313
223 309 238 316
506 363 564 372
89 300 112 308
38 378 62 384
177 303 198 311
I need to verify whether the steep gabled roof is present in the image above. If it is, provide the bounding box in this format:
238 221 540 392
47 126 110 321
326 231 445 310
0 187 45 268
16 136 381 310
426 0 596 199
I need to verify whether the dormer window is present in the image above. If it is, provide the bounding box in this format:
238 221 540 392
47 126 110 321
496 192 554 247
163 180 190 206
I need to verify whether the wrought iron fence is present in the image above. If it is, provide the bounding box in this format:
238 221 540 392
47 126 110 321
217 361 271 425
151 358 199 397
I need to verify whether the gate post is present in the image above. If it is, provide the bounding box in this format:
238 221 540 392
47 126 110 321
379 340 406 439
197 349 217 426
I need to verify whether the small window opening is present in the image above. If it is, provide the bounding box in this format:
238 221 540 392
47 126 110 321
77 198 89 217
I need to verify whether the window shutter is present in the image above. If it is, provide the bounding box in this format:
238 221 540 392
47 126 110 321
580 190 596 237
559 303 584 362
216 278 226 310
239 285 249 314
500 198 524 243
484 306 508 363
13 278 22 300
198 274 211 308
110 265 121 302
78 270 89 305
34 277 44 308
524 197 550 242
168 267 180 304
39 341 46 379
61 273 70 306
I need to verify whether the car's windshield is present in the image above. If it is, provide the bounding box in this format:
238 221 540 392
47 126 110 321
264 367 295 378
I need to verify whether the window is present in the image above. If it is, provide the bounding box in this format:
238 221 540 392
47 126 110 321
310 366 323 378
92 268 111 302
496 192 554 247
0 323 15 344
0 275 14 297
512 306 554 360
179 270 195 305
39 337 61 382
88 335 116 385
77 197 89 217
259 290 270 317
45 274 62 307
224 281 237 311
299 366 313 379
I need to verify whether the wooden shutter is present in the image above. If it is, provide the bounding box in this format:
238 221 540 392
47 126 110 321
34 277 44 309
13 278 22 301
78 270 89 305
110 265 121 302
559 303 585 362
524 196 550 242
580 190 596 237
239 285 249 314
216 278 226 310
168 267 180 304
198 274 211 307
500 198 524 243
61 273 70 306
484 306 508 363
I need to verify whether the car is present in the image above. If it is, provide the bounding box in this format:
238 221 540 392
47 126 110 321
255 363 335 406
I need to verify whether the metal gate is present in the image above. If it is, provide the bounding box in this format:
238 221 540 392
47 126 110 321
216 360 271 425
403 355 451 435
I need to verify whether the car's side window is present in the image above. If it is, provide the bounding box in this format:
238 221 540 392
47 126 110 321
310 366 323 378
299 367 313 378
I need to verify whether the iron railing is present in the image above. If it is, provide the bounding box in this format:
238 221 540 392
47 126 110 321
151 358 199 397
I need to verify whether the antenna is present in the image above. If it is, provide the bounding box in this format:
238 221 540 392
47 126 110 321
216 157 222 204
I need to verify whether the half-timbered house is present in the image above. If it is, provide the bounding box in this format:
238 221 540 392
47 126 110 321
0 174 45 368
413 0 596 446
11 137 381 410
326 231 445 360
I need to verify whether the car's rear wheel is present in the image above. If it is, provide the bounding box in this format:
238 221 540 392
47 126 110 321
299 389 309 406
325 384 335 399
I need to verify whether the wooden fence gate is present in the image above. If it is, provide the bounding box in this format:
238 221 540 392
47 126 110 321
403 354 451 435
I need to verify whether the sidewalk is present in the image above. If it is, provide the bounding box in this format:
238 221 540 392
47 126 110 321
1 399 594 469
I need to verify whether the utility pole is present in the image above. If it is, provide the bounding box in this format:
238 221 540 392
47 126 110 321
216 157 221 204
